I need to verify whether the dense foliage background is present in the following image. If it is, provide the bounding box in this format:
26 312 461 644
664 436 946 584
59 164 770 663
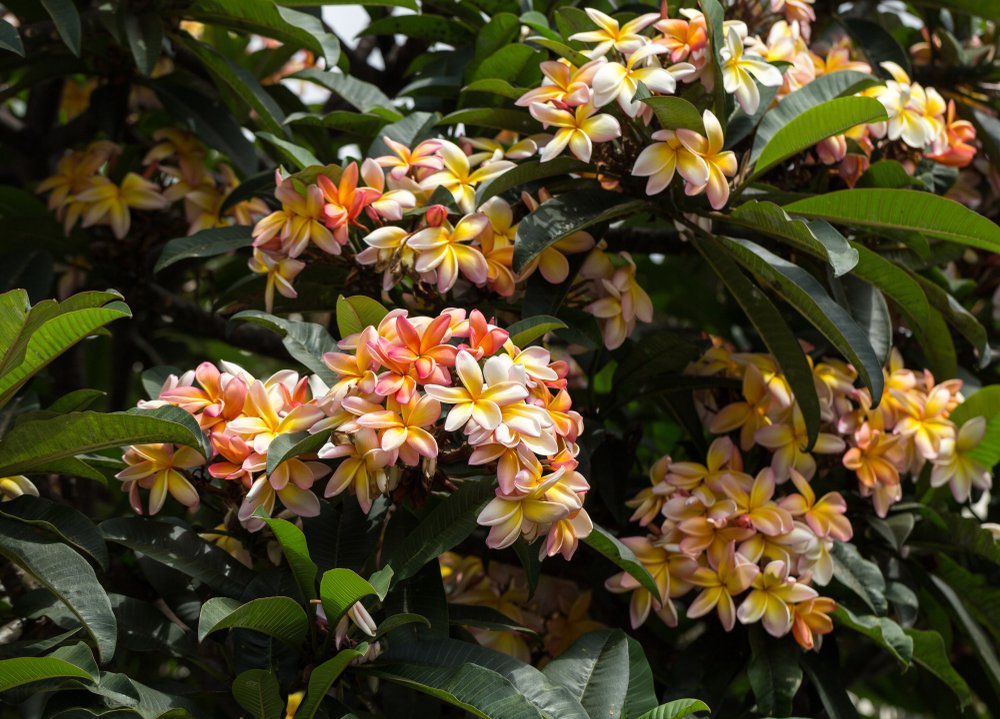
0 0 999 717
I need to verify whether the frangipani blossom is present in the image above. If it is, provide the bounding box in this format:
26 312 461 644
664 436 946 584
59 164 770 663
633 127 710 195
676 111 738 209
591 44 695 117
529 102 621 163
569 8 660 58
719 27 784 114
76 172 169 239
419 141 514 213
737 560 817 636
931 417 992 502
516 60 602 108
117 443 205 515
407 213 490 292
425 351 528 432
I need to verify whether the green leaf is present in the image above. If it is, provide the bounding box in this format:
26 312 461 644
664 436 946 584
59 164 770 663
231 310 337 382
581 525 661 602
179 35 287 136
232 669 283 719
100 517 255 598
0 496 108 570
377 613 430 638
642 96 706 133
832 607 912 667
857 159 924 189
841 19 910 77
911 273 988 362
928 573 1000 694
473 44 542 84
285 109 391 135
48 388 106 413
360 14 471 45
507 315 566 347
751 70 878 164
187 0 340 66
368 639 590 719
753 97 886 178
747 630 802 717
40 0 81 55
0 19 25 56
0 657 92 692
848 243 929 333
694 235 821 447
526 37 591 67
265 431 328 477
513 190 646 274
292 68 398 113
296 644 368 719
385 479 498 585
842 274 892 366
730 201 858 276
636 700 712 719
913 0 1000 18
541 629 635 719
256 132 321 172
198 596 308 646
276 0 416 7
154 226 251 273
124 11 163 76
336 295 389 338
259 515 318 602
368 566 394 601
448 605 537 635
0 517 117 662
474 157 588 207
906 629 973 705
439 108 540 134
717 237 884 405
319 568 378 624
798 643 859 719
830 541 888 615
0 406 209 477
699 0 727 130
462 78 526 100
110 594 195 657
783 189 1000 253
0 290 131 407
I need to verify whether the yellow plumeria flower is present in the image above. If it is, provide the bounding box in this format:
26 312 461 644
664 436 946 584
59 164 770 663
870 61 935 148
529 102 621 163
284 691 304 719
407 213 490 293
719 27 783 115
687 543 759 631
737 559 817 637
754 407 845 481
425 350 528 432
568 8 660 58
0 475 38 501
632 127 710 196
591 44 695 118
76 172 169 239
419 141 514 213
116 443 205 515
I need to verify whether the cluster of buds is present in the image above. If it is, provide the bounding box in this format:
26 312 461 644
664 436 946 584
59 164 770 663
36 132 268 240
441 552 604 662
609 340 994 650
117 309 593 559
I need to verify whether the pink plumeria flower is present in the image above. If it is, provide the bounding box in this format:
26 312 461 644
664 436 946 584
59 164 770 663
374 137 442 180
515 60 602 108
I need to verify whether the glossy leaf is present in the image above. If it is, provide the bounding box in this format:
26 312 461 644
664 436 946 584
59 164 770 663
198 596 308 646
507 315 566 347
784 189 1000 253
581 525 661 602
0 657 92 692
636 700 712 719
232 669 283 719
40 0 81 55
154 226 252 272
259 515 318 602
474 157 588 206
124 11 163 77
830 541 888 615
747 630 802 717
0 495 108 570
297 644 368 719
832 607 912 667
906 629 973 704
0 406 210 476
513 190 646 273
336 294 389 338
319 568 378 624
0 517 117 662
641 96 706 133
231 310 337 382
0 19 24 56
753 96 887 178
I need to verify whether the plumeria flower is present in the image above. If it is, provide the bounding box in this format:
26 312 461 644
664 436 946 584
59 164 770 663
891 383 955 460
780 470 853 541
356 394 442 466
654 10 708 63
320 428 395 514
76 172 170 239
591 44 695 118
930 417 992 502
248 249 305 313
737 560 817 637
529 102 621 163
871 62 935 149
419 141 514 213
227 380 326 455
117 443 205 515
0 475 38 501
676 111 738 209
605 536 695 628
719 28 784 115
253 174 339 257
632 128 710 196
791 596 837 651
754 407 845 481
477 466 570 550
569 8 660 58
238 459 328 529
425 350 528 432
687 543 759 631
407 213 490 293
374 137 442 180
516 60 602 108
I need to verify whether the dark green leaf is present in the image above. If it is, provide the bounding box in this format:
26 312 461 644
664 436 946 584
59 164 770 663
0 19 24 56
297 644 368 719
319 568 378 624
231 310 337 382
232 669 283 719
542 629 633 719
747 630 802 717
507 315 566 347
259 515 318 602
0 517 117 662
154 226 251 273
906 629 972 705
832 607 912 667
0 656 92 692
581 525 661 602
636 700 712 719
0 496 108 570
292 68 398 113
40 0 81 55
124 11 163 76
830 541 887 615
199 596 308 646
475 157 588 207
642 96 706 133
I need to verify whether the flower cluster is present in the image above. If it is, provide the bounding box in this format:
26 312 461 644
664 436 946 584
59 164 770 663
608 340 993 651
36 132 268 240
441 551 603 662
117 309 592 559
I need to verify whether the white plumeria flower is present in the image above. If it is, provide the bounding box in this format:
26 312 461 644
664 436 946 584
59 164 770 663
719 27 783 114
591 44 696 118
529 102 621 163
